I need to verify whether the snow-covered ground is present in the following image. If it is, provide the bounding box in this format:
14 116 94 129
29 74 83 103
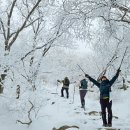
0 82 130 130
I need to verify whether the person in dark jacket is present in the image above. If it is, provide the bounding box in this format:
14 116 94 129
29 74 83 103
79 78 88 109
85 69 121 127
57 77 70 98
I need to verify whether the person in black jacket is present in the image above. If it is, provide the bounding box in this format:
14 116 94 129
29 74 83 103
85 69 121 127
57 77 70 98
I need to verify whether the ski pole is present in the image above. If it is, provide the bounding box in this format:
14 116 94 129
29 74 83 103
77 64 86 74
119 47 128 69
56 80 59 93
72 85 76 104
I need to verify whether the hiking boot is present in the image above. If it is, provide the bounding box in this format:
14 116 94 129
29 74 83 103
61 95 64 97
102 124 107 127
107 124 112 127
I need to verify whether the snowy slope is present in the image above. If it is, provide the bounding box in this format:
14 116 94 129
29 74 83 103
0 81 130 130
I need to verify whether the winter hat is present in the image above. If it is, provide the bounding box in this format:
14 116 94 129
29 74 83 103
100 75 108 81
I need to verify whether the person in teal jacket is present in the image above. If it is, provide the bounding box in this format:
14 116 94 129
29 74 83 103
85 68 121 127
79 79 88 109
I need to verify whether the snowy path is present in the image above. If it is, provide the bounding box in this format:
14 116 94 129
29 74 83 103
0 84 130 130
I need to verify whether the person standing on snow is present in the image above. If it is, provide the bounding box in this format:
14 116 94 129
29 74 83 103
57 77 70 98
79 78 88 109
85 68 121 127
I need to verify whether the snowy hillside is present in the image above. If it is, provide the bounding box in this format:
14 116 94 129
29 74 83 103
0 81 130 130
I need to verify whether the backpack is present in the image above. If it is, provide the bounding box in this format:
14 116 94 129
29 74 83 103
80 79 88 89
64 77 70 86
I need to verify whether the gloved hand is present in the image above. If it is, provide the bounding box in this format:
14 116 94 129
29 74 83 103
85 74 90 78
79 86 82 89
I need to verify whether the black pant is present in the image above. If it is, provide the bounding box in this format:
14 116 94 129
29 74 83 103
61 87 69 98
100 99 112 125
80 90 87 107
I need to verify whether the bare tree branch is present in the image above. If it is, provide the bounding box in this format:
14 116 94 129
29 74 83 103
8 0 42 50
99 15 130 24
21 43 48 60
17 100 34 126
0 18 6 40
4 0 42 51
7 0 17 40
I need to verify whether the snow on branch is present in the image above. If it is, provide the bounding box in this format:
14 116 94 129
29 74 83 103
1 0 42 52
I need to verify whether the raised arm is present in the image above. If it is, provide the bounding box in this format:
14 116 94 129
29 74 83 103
57 80 64 83
109 69 121 86
85 74 100 88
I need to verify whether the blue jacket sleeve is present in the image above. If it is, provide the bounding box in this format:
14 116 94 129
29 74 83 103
109 71 120 86
88 76 100 88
